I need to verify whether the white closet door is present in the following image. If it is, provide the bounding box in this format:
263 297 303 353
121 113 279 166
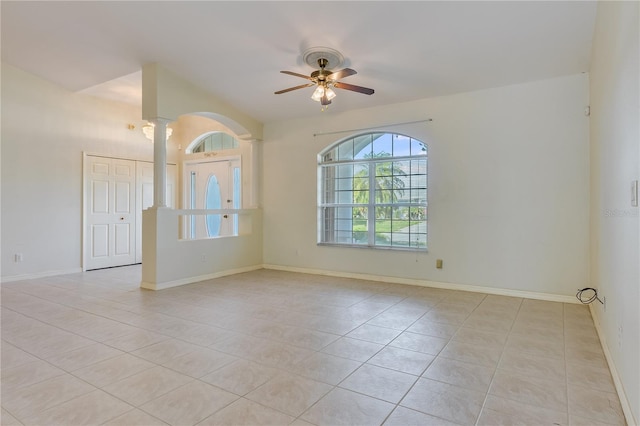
85 156 136 270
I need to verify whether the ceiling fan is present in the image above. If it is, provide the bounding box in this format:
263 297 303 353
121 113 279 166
275 47 374 108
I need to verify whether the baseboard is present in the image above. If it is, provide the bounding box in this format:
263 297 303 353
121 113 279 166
140 264 263 290
589 304 637 426
261 263 580 304
0 268 83 283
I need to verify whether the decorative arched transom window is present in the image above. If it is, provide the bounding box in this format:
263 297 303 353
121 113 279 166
188 131 239 153
318 132 427 250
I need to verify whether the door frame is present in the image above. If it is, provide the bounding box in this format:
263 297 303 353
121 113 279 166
182 155 241 239
81 152 177 271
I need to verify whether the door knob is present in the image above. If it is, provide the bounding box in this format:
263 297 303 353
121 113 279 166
223 214 228 218
120 217 125 221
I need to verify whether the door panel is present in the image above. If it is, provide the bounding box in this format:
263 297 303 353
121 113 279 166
92 225 109 257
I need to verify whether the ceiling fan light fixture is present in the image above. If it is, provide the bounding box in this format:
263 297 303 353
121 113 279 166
311 85 325 102
325 86 336 101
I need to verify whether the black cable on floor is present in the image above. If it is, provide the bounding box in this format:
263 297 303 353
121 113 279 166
576 287 604 304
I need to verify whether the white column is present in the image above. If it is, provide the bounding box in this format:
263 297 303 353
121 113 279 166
152 118 169 208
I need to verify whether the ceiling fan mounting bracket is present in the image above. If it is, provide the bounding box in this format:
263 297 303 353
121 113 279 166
303 47 344 70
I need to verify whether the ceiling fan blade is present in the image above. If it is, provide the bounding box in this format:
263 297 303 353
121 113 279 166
274 83 315 94
333 81 375 95
327 68 357 81
280 70 314 81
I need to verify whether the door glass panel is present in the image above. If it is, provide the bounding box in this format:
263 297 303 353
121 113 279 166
233 167 241 235
205 174 222 237
190 171 196 239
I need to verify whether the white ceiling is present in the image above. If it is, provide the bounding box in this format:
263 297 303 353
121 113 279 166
1 1 597 123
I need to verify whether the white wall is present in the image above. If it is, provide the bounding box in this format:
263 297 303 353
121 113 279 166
0 63 177 279
263 73 590 297
589 1 639 423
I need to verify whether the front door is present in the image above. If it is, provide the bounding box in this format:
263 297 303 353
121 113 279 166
184 159 241 239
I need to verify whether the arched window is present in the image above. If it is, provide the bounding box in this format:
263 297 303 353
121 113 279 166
319 132 427 250
188 132 239 153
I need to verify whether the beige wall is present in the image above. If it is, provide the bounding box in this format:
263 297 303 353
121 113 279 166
589 1 640 423
263 73 590 298
1 63 178 279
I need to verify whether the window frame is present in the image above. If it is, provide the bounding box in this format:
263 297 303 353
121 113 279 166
318 132 428 251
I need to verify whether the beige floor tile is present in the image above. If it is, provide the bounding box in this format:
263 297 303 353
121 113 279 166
140 381 238 426
301 387 395 426
102 366 193 407
1 374 95 420
250 341 315 369
389 331 448 355
504 332 565 359
1 360 65 392
423 357 495 393
498 347 566 383
21 389 133 426
245 372 332 417
509 320 565 341
196 398 294 426
1 408 23 426
405 318 459 339
11 329 94 359
383 406 461 426
44 342 124 372
209 334 269 359
439 340 503 367
280 327 340 351
200 359 278 396
451 327 508 348
568 385 625 425
340 363 418 403
320 336 384 362
292 352 361 385
489 370 568 412
569 414 625 426
421 304 471 325
400 377 485 425
462 313 514 333
479 395 568 426
162 347 237 378
566 362 616 393
368 346 435 375
565 345 608 369
103 329 170 352
1 342 39 370
71 353 155 388
346 324 402 345
367 310 425 330
131 338 201 365
103 408 169 425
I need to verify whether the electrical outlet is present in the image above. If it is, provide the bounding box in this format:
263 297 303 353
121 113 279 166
436 259 443 269
618 324 623 348
200 254 206 262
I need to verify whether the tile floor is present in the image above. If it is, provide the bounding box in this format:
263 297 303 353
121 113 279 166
0 266 626 425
